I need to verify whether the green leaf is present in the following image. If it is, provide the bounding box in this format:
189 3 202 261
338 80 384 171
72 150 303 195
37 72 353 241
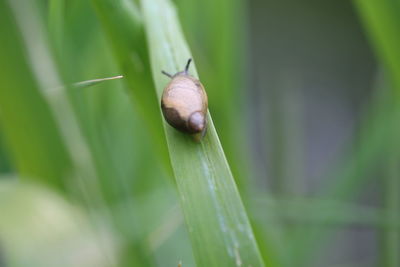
140 0 265 266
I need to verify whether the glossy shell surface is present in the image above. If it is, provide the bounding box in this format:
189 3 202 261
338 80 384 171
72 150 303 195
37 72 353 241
161 73 208 134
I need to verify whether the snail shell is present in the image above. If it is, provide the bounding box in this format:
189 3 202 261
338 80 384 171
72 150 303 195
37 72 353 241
161 59 208 135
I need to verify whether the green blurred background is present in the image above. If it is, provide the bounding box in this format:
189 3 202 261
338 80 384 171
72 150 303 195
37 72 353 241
0 0 399 266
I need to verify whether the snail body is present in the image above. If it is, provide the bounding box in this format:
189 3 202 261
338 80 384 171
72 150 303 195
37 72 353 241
161 59 208 137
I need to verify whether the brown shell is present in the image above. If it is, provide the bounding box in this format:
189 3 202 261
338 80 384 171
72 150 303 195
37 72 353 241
161 73 208 134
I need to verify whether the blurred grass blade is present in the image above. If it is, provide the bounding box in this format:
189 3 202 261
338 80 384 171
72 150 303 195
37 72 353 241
290 0 400 257
351 3 400 263
140 0 265 266
90 0 169 164
0 0 72 190
6 0 106 208
0 180 116 267
289 0 400 256
353 0 400 94
72 75 124 89
382 143 400 266
48 0 64 51
252 196 400 228
290 89 400 267
350 2 400 267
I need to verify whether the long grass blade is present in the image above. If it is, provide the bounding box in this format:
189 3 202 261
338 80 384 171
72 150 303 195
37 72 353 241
140 0 265 266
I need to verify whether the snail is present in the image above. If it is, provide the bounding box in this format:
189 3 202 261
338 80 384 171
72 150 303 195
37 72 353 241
161 59 208 140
